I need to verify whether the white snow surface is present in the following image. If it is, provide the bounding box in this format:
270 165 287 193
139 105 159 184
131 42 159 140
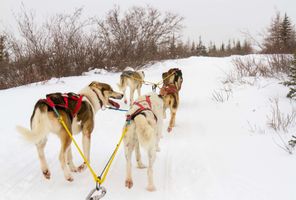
1 55 296 200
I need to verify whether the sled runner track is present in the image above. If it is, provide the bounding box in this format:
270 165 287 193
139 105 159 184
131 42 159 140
2 155 41 199
163 136 173 200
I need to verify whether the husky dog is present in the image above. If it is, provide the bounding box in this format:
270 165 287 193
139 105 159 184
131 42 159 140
123 93 163 191
16 82 123 182
160 68 183 132
117 70 145 105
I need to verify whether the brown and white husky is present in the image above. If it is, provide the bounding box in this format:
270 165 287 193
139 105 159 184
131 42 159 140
16 82 123 182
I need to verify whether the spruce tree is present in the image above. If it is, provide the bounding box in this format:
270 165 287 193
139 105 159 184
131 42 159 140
168 35 177 58
262 12 282 53
280 13 295 53
196 36 207 56
285 52 296 98
235 41 242 54
0 36 4 62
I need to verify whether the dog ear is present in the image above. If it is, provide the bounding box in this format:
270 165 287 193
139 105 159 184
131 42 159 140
162 72 168 79
89 81 99 88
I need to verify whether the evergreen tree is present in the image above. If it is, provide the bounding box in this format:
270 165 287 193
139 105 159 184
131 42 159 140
191 41 196 55
235 40 242 54
168 35 177 58
196 36 207 56
242 40 253 55
262 12 296 53
285 52 296 98
220 43 225 52
262 12 282 53
280 13 294 53
0 36 4 62
226 40 232 55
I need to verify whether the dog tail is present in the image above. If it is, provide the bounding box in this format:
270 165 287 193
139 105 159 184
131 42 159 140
16 107 49 143
134 114 155 149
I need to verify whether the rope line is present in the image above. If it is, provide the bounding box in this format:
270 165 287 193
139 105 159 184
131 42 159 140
52 106 128 185
123 70 176 89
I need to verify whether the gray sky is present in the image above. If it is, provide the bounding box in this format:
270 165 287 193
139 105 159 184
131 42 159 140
1 0 296 45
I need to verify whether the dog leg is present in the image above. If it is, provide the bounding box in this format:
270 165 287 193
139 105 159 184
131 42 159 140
163 106 167 119
124 142 134 189
36 137 51 179
137 86 141 99
135 141 146 169
168 107 177 132
59 130 73 182
67 147 79 172
146 148 156 191
156 122 163 152
123 87 127 104
129 87 135 106
78 131 91 172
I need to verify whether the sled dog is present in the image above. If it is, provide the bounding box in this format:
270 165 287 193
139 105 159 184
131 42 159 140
16 82 123 181
123 93 163 191
117 70 145 105
160 68 183 132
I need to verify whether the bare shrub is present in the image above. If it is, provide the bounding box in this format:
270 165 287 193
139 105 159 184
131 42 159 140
266 54 291 74
231 54 292 82
0 5 184 89
267 98 296 132
212 86 232 103
1 7 93 88
95 5 184 70
232 56 272 78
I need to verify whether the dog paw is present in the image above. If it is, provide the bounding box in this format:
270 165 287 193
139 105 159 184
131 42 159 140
68 164 79 172
125 179 133 189
70 167 79 173
137 163 146 169
146 185 156 192
42 169 51 179
167 127 172 132
156 146 161 152
78 163 86 172
66 176 74 182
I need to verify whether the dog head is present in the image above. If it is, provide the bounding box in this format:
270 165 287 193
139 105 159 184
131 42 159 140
89 81 123 108
162 68 183 91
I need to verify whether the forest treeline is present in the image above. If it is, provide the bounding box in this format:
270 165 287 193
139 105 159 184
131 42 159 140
0 6 295 89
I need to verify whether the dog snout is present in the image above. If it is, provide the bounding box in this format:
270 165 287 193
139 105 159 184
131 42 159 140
112 92 124 99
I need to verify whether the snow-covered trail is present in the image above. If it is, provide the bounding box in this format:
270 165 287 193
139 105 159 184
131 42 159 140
1 56 296 200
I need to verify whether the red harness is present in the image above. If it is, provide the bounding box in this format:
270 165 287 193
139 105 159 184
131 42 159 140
160 84 178 96
126 96 157 122
43 93 83 118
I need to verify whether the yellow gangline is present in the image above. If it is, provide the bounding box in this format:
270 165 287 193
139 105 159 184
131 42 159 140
58 116 128 185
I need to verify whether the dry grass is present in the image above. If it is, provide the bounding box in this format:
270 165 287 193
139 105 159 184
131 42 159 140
212 86 232 103
266 98 296 132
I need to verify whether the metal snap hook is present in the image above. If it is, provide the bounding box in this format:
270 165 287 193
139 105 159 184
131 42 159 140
86 186 106 200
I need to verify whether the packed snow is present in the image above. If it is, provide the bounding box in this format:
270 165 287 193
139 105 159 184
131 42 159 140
1 55 296 200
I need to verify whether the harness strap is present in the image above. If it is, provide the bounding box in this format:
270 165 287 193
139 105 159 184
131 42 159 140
63 95 69 109
160 84 178 96
126 96 157 122
72 95 83 117
46 96 55 108
44 94 83 118
146 95 151 108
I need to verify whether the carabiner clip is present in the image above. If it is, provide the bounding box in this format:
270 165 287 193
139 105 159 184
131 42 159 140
86 185 106 200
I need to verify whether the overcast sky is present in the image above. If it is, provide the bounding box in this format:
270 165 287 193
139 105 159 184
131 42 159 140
1 0 296 45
